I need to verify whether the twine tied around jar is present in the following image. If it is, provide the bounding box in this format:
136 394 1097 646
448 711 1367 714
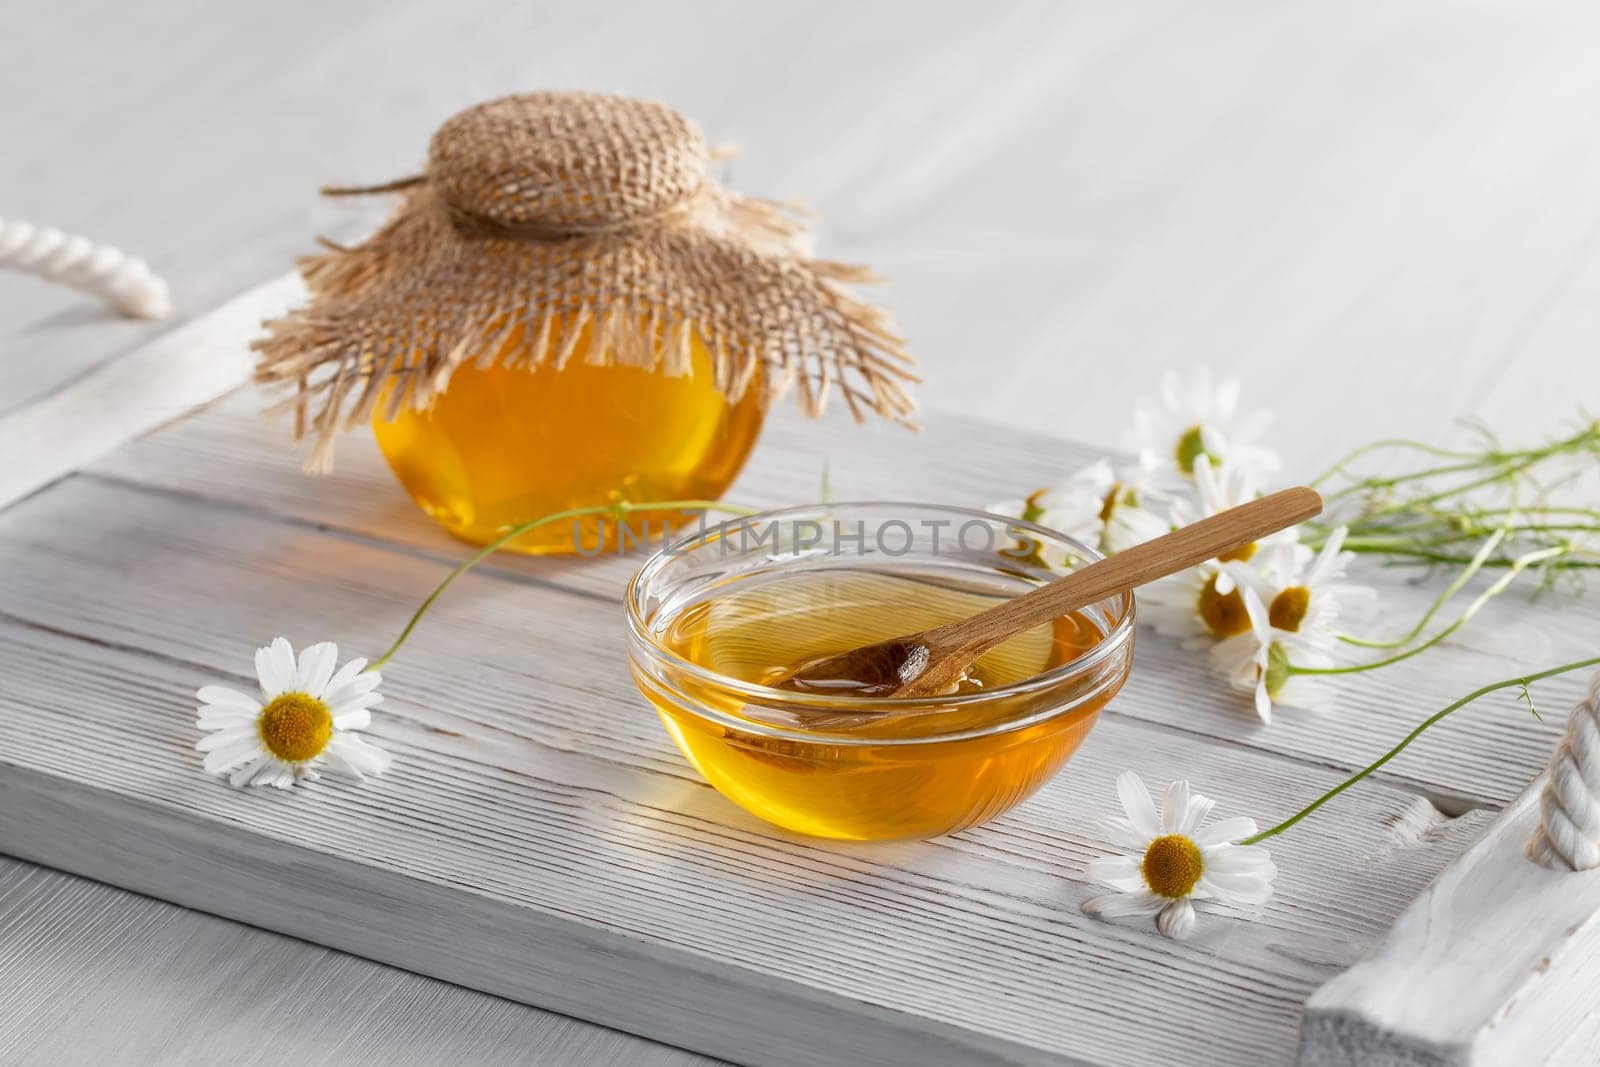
253 91 918 470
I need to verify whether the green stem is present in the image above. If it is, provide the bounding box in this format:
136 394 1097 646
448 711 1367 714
1241 654 1600 845
1335 546 1599 569
1304 517 1583 555
371 498 758 670
1338 528 1506 649
1460 506 1600 522
1319 449 1541 508
1309 437 1483 489
1316 421 1599 509
1294 545 1568 676
1353 457 1543 517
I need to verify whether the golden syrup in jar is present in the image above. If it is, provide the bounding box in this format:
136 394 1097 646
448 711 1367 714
649 571 1118 840
372 318 765 554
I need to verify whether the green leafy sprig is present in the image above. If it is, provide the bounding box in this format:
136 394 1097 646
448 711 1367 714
1307 418 1600 586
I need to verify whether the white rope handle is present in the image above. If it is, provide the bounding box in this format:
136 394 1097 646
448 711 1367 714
0 218 170 319
1527 671 1600 870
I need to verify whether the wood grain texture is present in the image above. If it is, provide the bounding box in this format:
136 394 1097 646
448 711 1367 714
1300 782 1600 1065
92 387 1600 813
785 487 1320 697
0 856 713 1067
1 274 300 510
0 471 1495 1066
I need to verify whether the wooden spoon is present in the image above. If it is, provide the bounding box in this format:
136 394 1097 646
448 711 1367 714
776 486 1322 699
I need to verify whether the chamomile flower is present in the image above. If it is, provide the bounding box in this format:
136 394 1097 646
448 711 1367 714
1207 527 1371 721
1224 525 1370 640
1139 456 1306 645
991 458 1169 560
1084 771 1276 939
195 637 392 789
1127 368 1280 488
1209 586 1335 722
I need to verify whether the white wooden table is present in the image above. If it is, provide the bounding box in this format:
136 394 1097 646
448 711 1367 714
0 856 710 1066
6 2 1600 1064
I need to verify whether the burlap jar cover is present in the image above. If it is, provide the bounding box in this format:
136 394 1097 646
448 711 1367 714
254 91 918 469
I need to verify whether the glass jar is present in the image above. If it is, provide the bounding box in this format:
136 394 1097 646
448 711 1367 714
257 94 912 534
373 318 765 554
626 503 1135 840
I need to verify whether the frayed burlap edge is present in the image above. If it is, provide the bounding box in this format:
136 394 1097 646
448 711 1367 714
252 178 917 472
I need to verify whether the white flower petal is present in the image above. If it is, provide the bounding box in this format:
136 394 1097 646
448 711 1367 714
195 726 256 753
1203 846 1276 877
333 707 371 730
196 711 257 730
1156 898 1196 939
327 691 383 719
202 733 264 772
1253 678 1274 724
1178 792 1216 837
1199 871 1274 905
323 670 382 710
256 638 297 699
1194 816 1258 846
1083 890 1165 920
1307 526 1349 587
322 656 370 695
295 641 339 698
1240 586 1270 635
1126 369 1280 488
319 744 361 778
1161 780 1190 834
196 685 259 711
251 759 288 787
1116 771 1160 838
229 756 268 788
326 733 392 778
1275 673 1333 713
1103 816 1151 850
1089 768 1272 937
197 643 387 792
1086 853 1143 890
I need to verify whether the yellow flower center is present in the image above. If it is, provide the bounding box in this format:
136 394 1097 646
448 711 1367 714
258 692 333 762
1197 575 1250 638
1021 487 1049 524
1269 585 1311 631
1218 540 1257 564
1142 834 1204 899
1175 425 1209 475
1098 484 1121 523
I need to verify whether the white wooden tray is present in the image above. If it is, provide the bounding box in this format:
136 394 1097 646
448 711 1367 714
3 284 1598 1065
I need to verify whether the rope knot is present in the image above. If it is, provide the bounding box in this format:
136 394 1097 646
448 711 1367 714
1527 672 1600 870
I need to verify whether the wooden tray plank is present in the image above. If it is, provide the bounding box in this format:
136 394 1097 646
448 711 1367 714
1301 783 1600 1065
2 276 301 511
0 856 709 1066
90 387 1596 810
0 474 1490 1066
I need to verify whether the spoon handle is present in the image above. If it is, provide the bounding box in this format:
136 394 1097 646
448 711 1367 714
929 486 1323 650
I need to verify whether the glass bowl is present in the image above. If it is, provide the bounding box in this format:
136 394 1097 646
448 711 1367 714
626 503 1136 841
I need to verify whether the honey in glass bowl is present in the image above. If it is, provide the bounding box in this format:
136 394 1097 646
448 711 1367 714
372 318 765 554
626 504 1135 841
